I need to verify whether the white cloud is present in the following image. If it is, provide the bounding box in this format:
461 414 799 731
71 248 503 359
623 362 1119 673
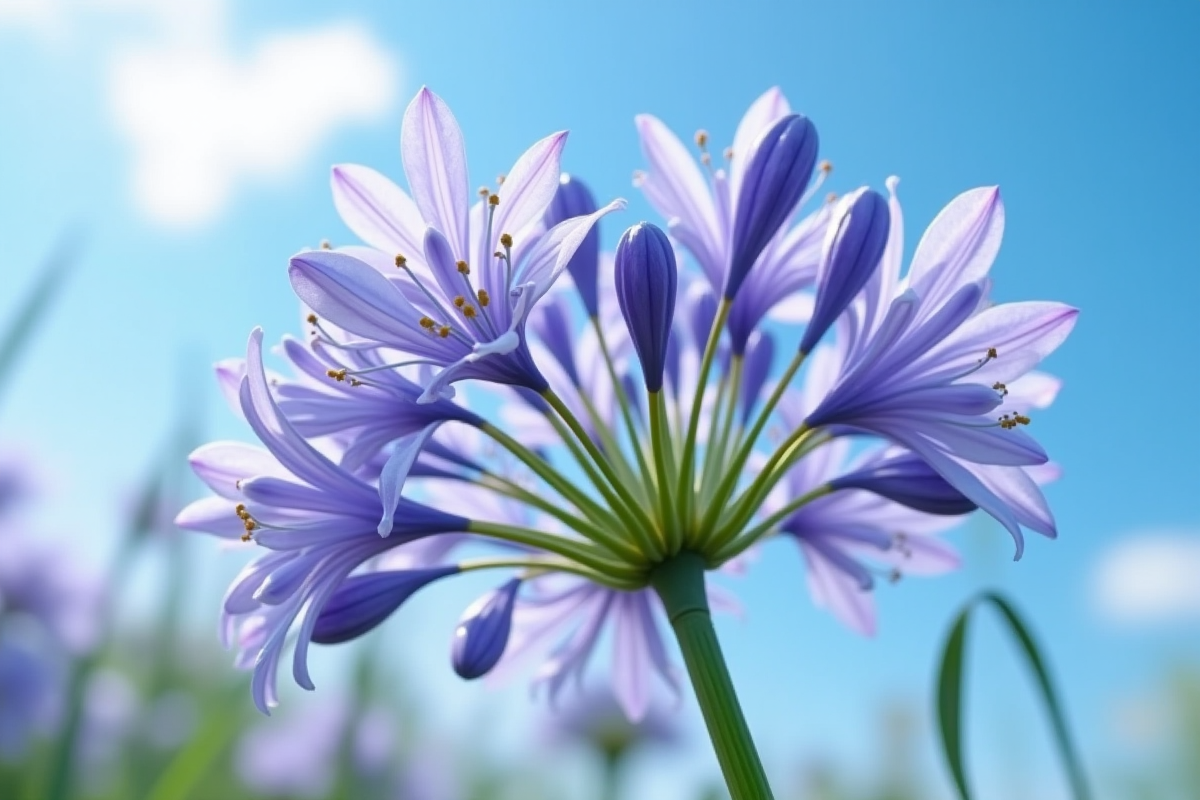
1091 530 1200 624
3 0 400 227
110 23 397 226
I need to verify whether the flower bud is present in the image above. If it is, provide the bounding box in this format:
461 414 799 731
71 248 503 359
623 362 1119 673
726 114 819 300
739 330 776 423
798 188 890 354
311 568 458 644
452 578 521 679
544 173 601 316
829 453 977 516
614 223 678 392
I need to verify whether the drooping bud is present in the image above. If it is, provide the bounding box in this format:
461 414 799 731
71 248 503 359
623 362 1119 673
614 223 678 392
544 173 601 316
451 578 521 679
739 330 776 423
311 568 459 644
798 188 890 354
829 453 977 516
726 114 819 300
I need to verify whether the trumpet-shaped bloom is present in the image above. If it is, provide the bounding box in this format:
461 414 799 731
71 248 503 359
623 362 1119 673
803 182 1078 557
297 87 623 403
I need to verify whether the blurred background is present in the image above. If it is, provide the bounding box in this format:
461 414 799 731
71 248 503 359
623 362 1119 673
1 1 1197 798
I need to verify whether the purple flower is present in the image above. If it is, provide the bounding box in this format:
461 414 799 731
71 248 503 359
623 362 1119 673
298 87 624 403
739 330 775 423
614 222 678 392
176 329 466 712
727 114 820 300
0 618 64 760
636 88 831 352
452 577 521 679
798 187 890 354
540 685 680 756
766 437 963 636
803 183 1078 557
545 173 602 316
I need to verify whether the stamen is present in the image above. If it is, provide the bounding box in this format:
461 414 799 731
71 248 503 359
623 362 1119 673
495 174 506 186
395 253 407 268
986 347 998 359
438 325 452 338
477 186 490 198
819 160 833 174
992 381 1008 397
326 368 348 382
319 239 332 250
998 412 1031 430
477 289 490 307
499 233 513 248
306 313 318 325
723 147 734 161
453 296 466 308
694 129 709 149
419 316 436 329
457 260 470 275
462 305 477 319
488 193 500 206
826 192 838 204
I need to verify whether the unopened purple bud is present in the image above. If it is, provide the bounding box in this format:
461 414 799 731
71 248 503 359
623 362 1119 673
452 578 521 680
798 188 890 354
739 330 776 423
311 567 458 645
829 453 977 516
614 222 677 392
726 114 819 300
545 173 600 316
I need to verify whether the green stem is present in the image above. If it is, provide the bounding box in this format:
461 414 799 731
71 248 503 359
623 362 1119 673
677 300 732 532
698 350 804 537
541 388 662 556
651 552 774 800
712 485 833 564
479 421 618 527
467 520 644 588
477 473 642 562
648 390 678 554
592 314 657 494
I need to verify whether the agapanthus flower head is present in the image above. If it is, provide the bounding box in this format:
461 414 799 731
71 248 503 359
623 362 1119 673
185 87 1076 725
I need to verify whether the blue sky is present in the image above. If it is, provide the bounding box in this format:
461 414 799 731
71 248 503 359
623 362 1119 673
2 0 1198 797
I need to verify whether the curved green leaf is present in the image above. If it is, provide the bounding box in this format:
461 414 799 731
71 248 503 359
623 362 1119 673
935 590 1091 800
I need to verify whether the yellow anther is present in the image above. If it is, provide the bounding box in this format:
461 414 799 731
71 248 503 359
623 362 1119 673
320 239 332 250
477 289 490 307
1013 413 1031 426
499 233 513 248
306 313 318 325
700 152 713 167
992 381 1008 396
419 316 436 329
986 347 998 359
819 160 833 173
826 192 838 204
438 325 452 338
723 147 734 161
235 503 247 516
456 260 470 274
453 295 466 308
326 368 347 382
488 193 500 206
394 253 407 268
241 531 254 542
462 305 477 318
694 129 709 149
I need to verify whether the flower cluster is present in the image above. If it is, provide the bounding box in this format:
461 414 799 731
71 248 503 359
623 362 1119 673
179 86 1077 719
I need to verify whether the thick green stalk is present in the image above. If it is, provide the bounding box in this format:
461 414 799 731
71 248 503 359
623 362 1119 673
651 552 775 800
